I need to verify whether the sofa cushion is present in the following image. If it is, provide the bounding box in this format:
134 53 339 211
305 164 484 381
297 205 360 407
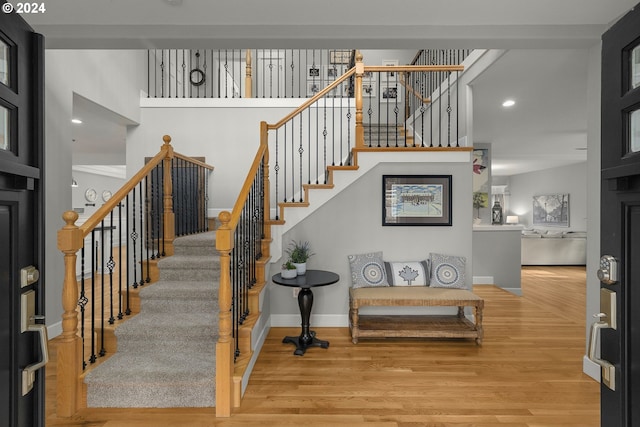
384 261 430 286
430 252 467 289
348 251 389 289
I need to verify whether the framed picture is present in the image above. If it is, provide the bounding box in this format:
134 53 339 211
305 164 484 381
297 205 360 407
381 83 400 102
325 65 339 81
307 65 321 79
362 82 376 97
383 175 452 226
307 81 322 97
330 50 351 64
532 194 570 227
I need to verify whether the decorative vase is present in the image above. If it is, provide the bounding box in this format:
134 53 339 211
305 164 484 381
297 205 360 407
473 218 482 225
281 269 297 279
293 262 307 275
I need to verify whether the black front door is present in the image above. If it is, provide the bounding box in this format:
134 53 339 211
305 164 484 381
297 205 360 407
0 5 45 427
600 3 640 426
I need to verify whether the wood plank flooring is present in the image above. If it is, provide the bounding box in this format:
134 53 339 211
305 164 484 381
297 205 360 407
45 266 599 427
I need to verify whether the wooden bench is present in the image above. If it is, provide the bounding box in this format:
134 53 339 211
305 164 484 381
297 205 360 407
349 286 484 345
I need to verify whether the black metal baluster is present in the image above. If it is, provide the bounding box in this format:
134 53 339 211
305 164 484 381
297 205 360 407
323 96 327 184
299 112 304 202
131 190 138 290
108 213 115 325
160 161 165 256
125 195 131 315
147 50 150 98
145 175 151 283
456 69 459 147
90 230 96 363
139 183 145 286
160 50 165 98
274 130 280 217
151 166 157 259
347 94 352 161
99 220 106 357
79 244 87 369
118 202 124 320
182 50 186 98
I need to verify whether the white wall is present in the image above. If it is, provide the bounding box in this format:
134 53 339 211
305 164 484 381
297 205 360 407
44 50 145 336
507 161 588 232
127 98 356 215
269 161 473 325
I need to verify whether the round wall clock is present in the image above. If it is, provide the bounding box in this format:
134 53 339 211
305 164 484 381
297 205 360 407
102 190 112 202
84 188 97 202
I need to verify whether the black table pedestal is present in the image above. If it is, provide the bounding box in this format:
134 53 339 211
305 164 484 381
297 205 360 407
272 270 339 356
282 287 329 356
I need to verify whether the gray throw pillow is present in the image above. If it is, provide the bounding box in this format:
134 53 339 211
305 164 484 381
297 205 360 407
384 261 430 286
348 251 389 288
430 252 467 289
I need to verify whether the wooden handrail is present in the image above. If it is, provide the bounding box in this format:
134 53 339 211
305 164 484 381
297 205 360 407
227 137 268 230
268 68 356 130
399 73 431 105
410 49 425 66
363 65 464 73
174 152 215 171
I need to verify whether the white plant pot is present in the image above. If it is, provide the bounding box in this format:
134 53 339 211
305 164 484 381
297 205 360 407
293 262 307 275
281 269 297 279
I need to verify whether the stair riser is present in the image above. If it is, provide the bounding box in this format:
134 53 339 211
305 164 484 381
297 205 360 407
173 245 218 257
86 383 215 408
141 299 218 313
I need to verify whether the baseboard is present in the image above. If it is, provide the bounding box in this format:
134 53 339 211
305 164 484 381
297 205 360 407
47 321 62 339
270 314 348 327
473 276 494 285
501 287 522 296
583 355 601 382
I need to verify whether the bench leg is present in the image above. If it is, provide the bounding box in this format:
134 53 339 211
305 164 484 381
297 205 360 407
349 301 360 344
475 304 484 345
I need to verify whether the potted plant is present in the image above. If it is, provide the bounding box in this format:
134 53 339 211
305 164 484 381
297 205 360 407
285 240 314 275
280 260 298 279
473 192 485 225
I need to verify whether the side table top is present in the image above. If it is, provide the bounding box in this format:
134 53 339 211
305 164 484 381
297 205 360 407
272 269 339 288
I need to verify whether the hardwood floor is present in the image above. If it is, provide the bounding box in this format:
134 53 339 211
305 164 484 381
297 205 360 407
45 266 599 427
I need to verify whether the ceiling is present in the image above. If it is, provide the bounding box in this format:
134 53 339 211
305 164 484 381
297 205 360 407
23 0 638 175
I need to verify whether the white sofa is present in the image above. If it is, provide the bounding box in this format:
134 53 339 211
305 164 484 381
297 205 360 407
521 230 587 265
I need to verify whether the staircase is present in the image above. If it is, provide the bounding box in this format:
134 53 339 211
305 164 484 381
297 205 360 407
84 231 219 408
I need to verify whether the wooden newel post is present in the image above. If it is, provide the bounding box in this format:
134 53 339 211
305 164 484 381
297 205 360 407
215 211 234 417
162 135 176 256
245 49 253 98
56 211 84 417
355 51 365 148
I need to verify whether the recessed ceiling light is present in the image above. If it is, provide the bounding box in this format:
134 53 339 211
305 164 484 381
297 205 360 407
502 99 515 108
71 118 82 124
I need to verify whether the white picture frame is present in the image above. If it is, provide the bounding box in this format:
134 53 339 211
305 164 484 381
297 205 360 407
381 83 400 102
